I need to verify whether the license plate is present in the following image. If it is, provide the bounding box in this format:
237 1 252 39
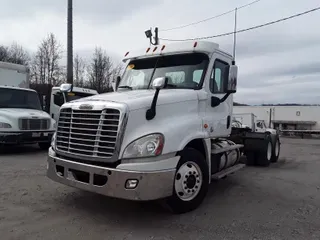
32 132 41 137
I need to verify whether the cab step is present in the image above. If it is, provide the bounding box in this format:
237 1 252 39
211 163 245 180
211 144 243 154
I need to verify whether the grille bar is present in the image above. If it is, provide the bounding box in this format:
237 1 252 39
56 108 120 159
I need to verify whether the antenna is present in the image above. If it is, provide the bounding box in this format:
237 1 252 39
232 8 237 65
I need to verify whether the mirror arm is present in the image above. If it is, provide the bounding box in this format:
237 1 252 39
146 88 160 120
220 93 231 103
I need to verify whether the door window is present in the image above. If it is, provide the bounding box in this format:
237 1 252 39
209 60 229 93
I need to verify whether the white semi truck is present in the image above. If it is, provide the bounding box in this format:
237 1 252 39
50 86 98 123
47 41 281 213
232 113 277 134
0 61 56 149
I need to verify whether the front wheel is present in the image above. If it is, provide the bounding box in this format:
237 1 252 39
163 148 209 214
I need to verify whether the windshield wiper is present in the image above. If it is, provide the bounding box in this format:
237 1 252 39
118 85 133 90
166 84 177 88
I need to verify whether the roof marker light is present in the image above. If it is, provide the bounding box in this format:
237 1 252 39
146 47 151 53
124 51 129 57
153 46 158 52
161 45 166 51
193 42 198 48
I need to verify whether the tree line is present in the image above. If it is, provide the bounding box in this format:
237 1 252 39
0 33 123 93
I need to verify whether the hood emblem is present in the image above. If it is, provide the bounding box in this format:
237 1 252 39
79 104 93 110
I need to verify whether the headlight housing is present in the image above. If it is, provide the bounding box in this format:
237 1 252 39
51 132 56 149
122 133 164 159
0 122 12 129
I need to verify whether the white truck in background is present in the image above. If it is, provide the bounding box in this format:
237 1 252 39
232 113 277 134
49 86 98 123
47 41 281 214
0 61 56 149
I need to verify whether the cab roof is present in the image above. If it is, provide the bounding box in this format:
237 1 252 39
52 86 98 95
122 41 228 62
0 85 36 92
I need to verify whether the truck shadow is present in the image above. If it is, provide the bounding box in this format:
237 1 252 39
0 144 45 155
59 176 240 226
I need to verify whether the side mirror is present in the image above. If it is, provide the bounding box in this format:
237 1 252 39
60 83 73 93
224 65 238 93
152 77 166 90
116 76 121 89
112 76 121 92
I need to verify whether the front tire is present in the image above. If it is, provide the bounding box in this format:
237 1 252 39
164 148 209 214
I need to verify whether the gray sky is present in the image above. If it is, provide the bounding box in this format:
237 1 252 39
0 0 319 105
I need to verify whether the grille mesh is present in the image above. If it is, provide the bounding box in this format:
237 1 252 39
56 108 120 158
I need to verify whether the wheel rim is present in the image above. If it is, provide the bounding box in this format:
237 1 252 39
174 161 203 201
275 139 280 157
267 142 272 161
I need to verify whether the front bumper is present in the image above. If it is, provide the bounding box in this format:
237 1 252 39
0 131 54 144
47 148 179 201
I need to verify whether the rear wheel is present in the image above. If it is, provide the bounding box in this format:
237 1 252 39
256 134 273 167
271 135 280 163
163 148 209 214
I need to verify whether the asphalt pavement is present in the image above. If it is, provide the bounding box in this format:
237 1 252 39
1 138 320 240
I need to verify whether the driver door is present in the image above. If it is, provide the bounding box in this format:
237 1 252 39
205 55 233 138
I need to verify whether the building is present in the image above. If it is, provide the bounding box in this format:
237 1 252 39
233 106 320 131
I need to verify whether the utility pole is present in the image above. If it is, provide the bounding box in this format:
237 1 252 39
67 0 73 84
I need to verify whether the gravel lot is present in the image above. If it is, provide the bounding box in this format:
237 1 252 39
1 138 320 240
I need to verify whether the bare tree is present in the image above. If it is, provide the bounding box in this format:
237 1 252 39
30 33 63 85
87 47 113 93
0 43 30 66
73 54 86 87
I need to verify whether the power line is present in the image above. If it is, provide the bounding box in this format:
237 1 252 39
160 0 262 32
159 6 320 42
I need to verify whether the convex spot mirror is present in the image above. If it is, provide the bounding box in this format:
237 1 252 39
60 83 73 93
152 77 167 90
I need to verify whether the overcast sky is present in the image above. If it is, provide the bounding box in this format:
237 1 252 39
0 0 319 105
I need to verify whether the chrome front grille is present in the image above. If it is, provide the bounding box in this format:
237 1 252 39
19 118 50 130
56 108 120 158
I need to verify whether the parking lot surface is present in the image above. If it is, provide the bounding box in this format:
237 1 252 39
1 138 320 240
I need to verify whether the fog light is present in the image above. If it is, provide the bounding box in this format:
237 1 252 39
125 179 138 189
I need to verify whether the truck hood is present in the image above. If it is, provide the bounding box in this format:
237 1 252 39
0 108 51 119
71 89 199 110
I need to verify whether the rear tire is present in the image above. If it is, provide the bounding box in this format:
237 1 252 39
256 134 273 167
163 148 209 214
271 135 280 163
245 152 257 166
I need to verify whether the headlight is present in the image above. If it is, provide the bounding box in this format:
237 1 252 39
0 122 12 129
51 132 56 149
122 133 164 159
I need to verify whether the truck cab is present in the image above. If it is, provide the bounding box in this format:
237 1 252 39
0 61 56 149
50 86 98 122
47 41 279 214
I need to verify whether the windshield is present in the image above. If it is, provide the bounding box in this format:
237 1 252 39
0 88 42 110
53 91 96 107
119 53 209 90
66 92 95 102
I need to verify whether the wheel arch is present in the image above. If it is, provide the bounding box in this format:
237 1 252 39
177 138 211 182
